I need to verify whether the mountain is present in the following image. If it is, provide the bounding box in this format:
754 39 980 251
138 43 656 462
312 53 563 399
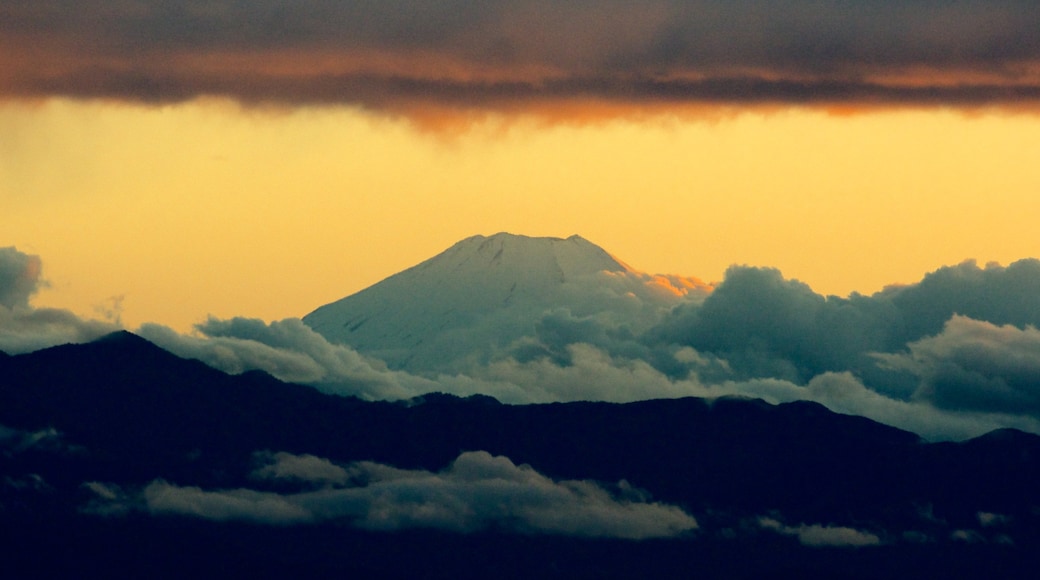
3 333 1040 578
303 233 710 372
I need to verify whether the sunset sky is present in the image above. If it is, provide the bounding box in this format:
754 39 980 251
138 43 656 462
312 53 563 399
3 0 1040 332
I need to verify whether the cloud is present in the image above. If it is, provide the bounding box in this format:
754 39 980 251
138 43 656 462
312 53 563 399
0 423 65 454
978 511 1011 528
126 314 1040 440
646 260 1040 385
0 307 121 355
134 256 1040 441
709 372 1040 442
649 266 850 382
877 316 1040 416
0 246 118 354
116 451 700 539
136 317 437 400
0 246 43 309
8 247 1040 441
758 516 881 548
250 451 351 487
480 342 707 403
145 481 313 524
81 481 135 517
885 259 1040 345
3 1 1039 118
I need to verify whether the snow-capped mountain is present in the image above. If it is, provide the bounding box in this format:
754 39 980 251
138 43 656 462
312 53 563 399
303 233 710 372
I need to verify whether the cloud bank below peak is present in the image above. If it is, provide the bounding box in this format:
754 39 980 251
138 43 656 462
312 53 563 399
3 1 1040 118
6 243 1040 442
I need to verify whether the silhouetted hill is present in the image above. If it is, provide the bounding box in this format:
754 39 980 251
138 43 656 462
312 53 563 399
2 332 1039 578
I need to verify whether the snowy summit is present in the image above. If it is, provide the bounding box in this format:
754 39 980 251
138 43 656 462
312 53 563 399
303 233 709 373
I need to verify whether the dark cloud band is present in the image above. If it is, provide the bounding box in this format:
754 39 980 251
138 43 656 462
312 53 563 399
3 1 1040 113
7 69 1040 109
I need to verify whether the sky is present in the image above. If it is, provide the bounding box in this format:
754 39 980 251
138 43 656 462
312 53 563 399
5 1 1040 445
3 1 1040 332
9 3 1040 561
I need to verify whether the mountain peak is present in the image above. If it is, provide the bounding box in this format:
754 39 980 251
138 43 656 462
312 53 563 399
92 330 152 347
439 232 633 278
463 232 591 244
302 233 699 372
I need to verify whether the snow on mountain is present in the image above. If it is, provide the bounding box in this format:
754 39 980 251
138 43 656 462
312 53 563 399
303 233 710 373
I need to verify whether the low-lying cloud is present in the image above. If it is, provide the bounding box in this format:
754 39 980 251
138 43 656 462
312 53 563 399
6 245 1040 441
758 516 881 548
137 318 432 401
878 316 1040 416
93 450 699 539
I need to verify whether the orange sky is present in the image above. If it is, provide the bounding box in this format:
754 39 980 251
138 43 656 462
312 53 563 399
3 98 1039 332
5 2 1040 331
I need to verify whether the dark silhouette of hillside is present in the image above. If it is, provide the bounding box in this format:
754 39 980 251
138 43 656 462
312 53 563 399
2 331 1039 578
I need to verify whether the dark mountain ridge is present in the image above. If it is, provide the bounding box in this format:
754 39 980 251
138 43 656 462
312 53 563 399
3 332 1039 578
2 332 1034 512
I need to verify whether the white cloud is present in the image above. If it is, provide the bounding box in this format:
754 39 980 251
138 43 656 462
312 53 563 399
118 451 700 539
137 318 438 401
251 451 351 487
799 372 1040 442
146 481 313 525
758 517 881 548
135 313 1040 441
475 343 710 403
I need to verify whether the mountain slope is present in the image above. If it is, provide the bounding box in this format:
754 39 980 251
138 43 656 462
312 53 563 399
303 233 709 372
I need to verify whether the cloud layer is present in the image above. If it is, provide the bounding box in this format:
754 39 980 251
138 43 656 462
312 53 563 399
3 1 1040 116
5 245 1040 441
93 450 698 539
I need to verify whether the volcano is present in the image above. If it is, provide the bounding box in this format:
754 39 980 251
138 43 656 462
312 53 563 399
303 233 709 372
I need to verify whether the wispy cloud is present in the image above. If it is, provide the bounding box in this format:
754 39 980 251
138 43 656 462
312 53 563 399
3 1 1039 118
758 516 881 548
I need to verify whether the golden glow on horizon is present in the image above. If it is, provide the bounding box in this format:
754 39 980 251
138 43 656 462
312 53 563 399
2 99 1039 332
